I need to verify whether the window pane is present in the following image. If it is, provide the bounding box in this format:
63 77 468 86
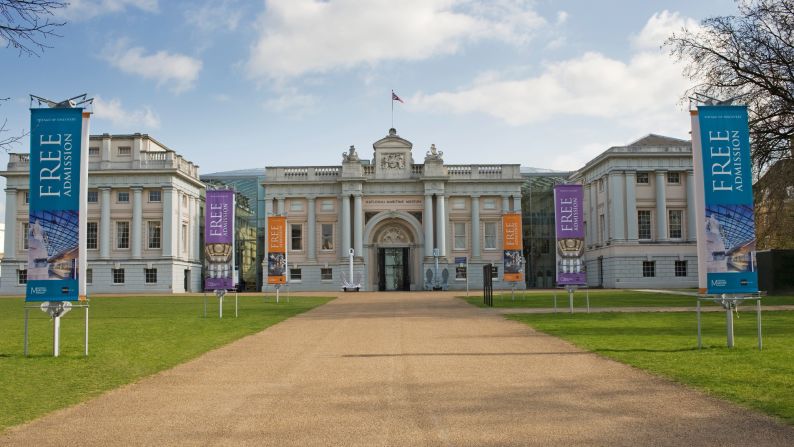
321 268 332 280
321 224 334 250
675 260 687 277
638 210 651 240
291 224 302 250
454 222 466 249
117 191 129 203
145 268 158 284
149 190 161 202
85 268 92 284
117 221 130 249
87 222 98 249
290 268 301 280
642 261 655 277
636 172 649 184
113 268 125 284
668 210 682 239
484 222 497 249
87 191 98 203
148 221 161 249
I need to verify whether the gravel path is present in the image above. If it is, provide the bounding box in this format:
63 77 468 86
2 292 792 446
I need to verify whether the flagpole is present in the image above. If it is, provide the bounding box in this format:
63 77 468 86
391 90 394 128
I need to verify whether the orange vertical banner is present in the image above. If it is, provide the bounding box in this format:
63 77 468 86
267 216 287 284
502 212 524 282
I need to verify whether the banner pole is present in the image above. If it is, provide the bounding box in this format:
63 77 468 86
24 308 29 357
53 315 60 357
84 304 89 357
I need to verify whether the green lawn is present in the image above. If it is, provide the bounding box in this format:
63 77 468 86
507 311 794 424
0 294 332 432
462 289 794 308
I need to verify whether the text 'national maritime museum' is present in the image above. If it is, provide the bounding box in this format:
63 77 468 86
1 128 697 294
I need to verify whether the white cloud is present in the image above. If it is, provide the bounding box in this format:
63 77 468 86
556 10 569 25
264 91 318 116
103 40 202 93
62 0 158 20
92 96 160 129
631 10 699 50
185 0 243 32
410 11 695 136
245 0 548 79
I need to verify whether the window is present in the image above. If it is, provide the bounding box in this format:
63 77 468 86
483 198 497 210
291 224 303 250
85 268 92 285
182 224 188 253
17 269 27 285
452 198 466 210
87 222 98 250
116 221 130 249
148 221 161 249
484 222 497 249
454 222 466 250
22 223 29 250
638 210 652 240
145 268 158 284
290 268 302 281
24 191 30 204
87 191 98 203
668 210 683 239
675 261 687 277
456 265 467 280
117 146 131 156
321 224 334 250
117 191 130 203
491 265 499 279
113 268 125 284
636 172 650 184
320 200 334 212
667 172 680 184
642 261 655 277
89 146 100 156
321 268 333 280
148 190 161 202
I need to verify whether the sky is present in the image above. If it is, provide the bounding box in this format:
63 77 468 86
0 0 740 220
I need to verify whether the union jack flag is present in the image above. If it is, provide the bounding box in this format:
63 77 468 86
392 92 404 103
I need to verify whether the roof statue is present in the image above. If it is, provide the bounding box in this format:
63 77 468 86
342 145 359 162
425 143 443 162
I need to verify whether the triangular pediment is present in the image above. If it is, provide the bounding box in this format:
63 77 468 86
627 134 690 147
373 128 413 151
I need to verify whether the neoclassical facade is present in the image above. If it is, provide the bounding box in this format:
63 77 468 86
263 129 525 291
1 133 203 294
570 135 698 288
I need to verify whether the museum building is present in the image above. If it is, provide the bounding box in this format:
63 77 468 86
263 128 525 291
1 134 204 294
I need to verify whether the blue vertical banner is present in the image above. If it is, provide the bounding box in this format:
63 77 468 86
26 108 84 301
697 105 758 294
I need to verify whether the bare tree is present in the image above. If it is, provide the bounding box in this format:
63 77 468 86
1 0 67 57
0 97 26 153
666 0 793 173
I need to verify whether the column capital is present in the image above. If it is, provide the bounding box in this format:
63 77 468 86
131 186 143 192
470 193 481 198
98 186 112 191
4 187 17 193
307 196 317 202
162 185 175 191
655 169 668 174
624 170 637 176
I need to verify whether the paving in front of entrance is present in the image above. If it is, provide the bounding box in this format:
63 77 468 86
3 292 793 446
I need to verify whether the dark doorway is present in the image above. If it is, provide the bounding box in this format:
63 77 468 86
597 256 604 288
184 269 190 292
377 247 410 291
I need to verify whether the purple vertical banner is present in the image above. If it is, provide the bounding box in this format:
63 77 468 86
554 184 586 286
204 189 235 291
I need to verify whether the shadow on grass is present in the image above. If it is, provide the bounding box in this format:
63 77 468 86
593 347 700 354
343 351 590 357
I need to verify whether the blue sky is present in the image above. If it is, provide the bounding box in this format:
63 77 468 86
1 0 738 218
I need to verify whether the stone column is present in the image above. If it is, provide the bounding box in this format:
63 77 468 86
162 186 175 257
131 187 143 259
588 182 597 245
625 171 639 241
337 196 345 258
307 197 317 260
686 170 697 241
3 189 17 259
436 194 446 257
191 196 200 261
100 187 111 259
424 193 434 257
596 176 612 244
608 172 625 241
501 195 510 212
353 194 363 257
341 195 351 256
655 170 668 241
277 197 286 215
512 195 521 212
471 195 481 259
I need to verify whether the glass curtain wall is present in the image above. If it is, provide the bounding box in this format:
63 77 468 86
521 172 570 288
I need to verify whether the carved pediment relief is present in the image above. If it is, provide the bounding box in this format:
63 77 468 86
380 152 406 170
378 225 408 244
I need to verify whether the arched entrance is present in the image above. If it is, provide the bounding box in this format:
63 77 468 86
363 211 424 291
